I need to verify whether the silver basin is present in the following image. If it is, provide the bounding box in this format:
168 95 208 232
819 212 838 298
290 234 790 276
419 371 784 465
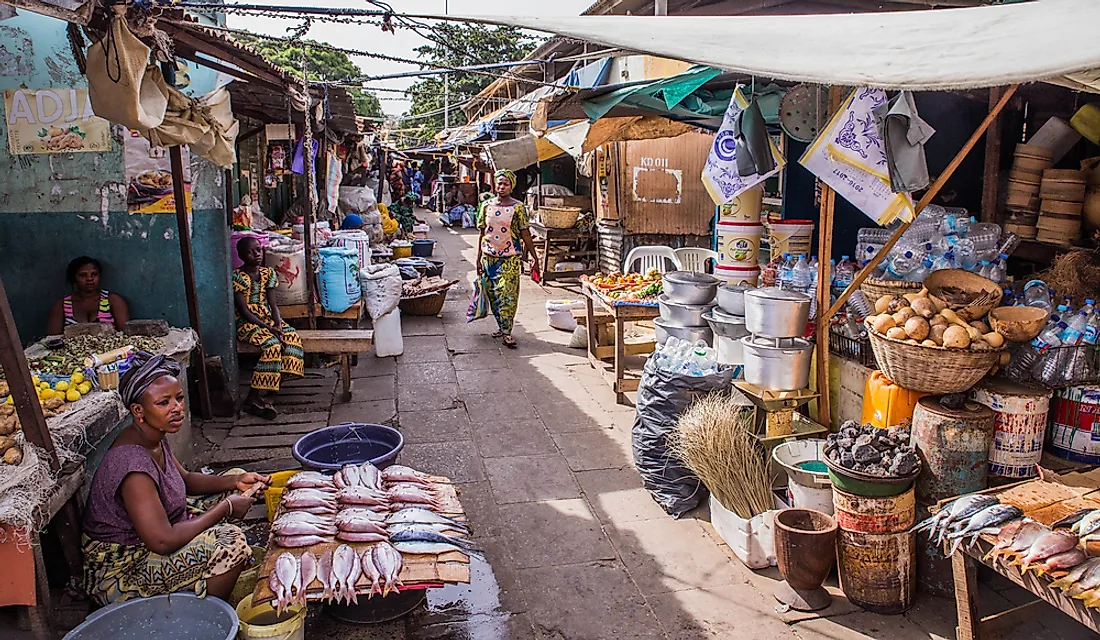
662 271 719 305
744 287 811 338
658 295 715 328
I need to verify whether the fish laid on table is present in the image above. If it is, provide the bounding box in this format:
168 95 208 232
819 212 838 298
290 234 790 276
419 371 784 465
296 551 318 605
382 465 434 486
387 522 468 537
345 544 363 605
945 505 1024 556
338 507 386 522
335 515 390 535
337 486 390 507
912 493 999 544
1031 548 1087 576
389 501 441 513
274 534 332 548
337 530 390 543
361 547 383 597
274 511 334 526
387 482 438 496
1074 511 1100 538
1052 508 1095 530
358 462 382 491
334 464 362 490
387 508 467 530
335 463 383 491
332 544 357 604
269 552 299 614
393 540 482 557
317 549 335 601
388 487 443 509
1016 530 1080 572
282 489 339 511
271 520 337 537
985 520 1047 562
390 529 478 550
372 541 404 596
286 472 336 491
1050 557 1100 596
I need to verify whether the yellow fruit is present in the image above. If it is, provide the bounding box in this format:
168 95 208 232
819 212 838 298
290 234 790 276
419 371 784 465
31 376 40 386
41 389 56 401
55 381 70 392
39 381 51 391
78 382 92 395
65 389 80 403
71 372 85 385
4 396 12 405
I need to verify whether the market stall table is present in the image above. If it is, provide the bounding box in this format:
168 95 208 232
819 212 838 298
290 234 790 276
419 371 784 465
529 220 596 284
582 282 658 404
279 301 364 328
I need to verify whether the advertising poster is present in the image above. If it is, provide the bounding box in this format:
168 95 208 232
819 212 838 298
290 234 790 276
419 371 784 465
123 128 192 214
3 88 112 154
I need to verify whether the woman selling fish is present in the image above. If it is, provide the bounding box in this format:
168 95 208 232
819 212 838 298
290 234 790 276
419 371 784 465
475 169 539 349
81 353 270 604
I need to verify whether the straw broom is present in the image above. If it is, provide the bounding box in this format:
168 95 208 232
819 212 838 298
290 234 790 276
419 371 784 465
670 393 773 519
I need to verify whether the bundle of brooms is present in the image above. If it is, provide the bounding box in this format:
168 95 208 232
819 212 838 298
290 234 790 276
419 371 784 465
670 393 773 519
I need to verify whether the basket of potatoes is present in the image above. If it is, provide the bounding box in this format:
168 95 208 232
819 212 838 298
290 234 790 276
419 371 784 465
864 289 1007 394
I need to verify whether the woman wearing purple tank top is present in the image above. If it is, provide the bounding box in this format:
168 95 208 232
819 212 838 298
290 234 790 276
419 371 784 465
45 256 130 335
81 353 270 605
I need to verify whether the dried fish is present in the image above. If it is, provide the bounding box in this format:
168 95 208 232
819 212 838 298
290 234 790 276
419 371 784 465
317 549 335 601
274 534 332 548
297 551 318 605
372 541 404 596
1017 530 1079 572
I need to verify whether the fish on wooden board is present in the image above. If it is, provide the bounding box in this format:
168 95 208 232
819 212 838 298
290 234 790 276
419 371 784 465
338 507 387 522
945 505 1023 556
1017 530 1080 572
332 544 358 605
274 534 332 548
345 544 363 605
382 465 434 486
286 472 336 491
335 517 390 536
317 549 335 601
387 522 468 538
1052 508 1095 530
1074 511 1100 538
274 511 335 526
272 520 337 537
986 520 1047 562
373 541 404 596
359 462 382 490
271 552 299 614
1032 547 1087 576
1050 557 1100 593
387 508 468 530
393 540 482 557
390 529 478 550
297 551 318 605
337 486 391 507
361 547 382 597
337 531 390 544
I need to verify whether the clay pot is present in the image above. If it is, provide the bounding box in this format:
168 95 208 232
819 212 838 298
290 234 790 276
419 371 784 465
774 508 838 611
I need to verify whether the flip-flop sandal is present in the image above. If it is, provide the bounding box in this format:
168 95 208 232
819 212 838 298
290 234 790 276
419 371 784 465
244 401 278 421
491 331 505 338
502 335 518 349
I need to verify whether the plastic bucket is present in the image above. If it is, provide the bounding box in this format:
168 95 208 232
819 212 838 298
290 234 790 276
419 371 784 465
63 593 238 640
392 245 413 259
293 423 404 471
771 440 833 515
265 471 300 521
235 593 305 640
770 220 815 257
714 264 760 287
716 222 763 267
718 187 762 224
411 239 436 258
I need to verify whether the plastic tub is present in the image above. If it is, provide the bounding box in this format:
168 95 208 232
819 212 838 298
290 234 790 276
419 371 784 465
392 245 413 259
714 264 760 287
716 222 763 267
411 239 436 258
293 423 404 471
717 187 762 223
235 594 305 640
709 494 777 569
63 593 238 640
265 470 300 521
771 440 833 515
770 219 815 257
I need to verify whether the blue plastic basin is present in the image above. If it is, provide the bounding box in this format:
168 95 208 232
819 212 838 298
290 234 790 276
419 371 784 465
411 239 436 258
293 423 404 470
64 593 237 640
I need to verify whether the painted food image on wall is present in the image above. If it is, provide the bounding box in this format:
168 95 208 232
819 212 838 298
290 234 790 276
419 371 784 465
3 88 112 154
124 129 192 214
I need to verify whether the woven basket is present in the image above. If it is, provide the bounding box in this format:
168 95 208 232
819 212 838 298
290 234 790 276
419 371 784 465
924 269 1002 321
539 205 581 229
860 278 923 301
399 291 447 316
865 325 1001 394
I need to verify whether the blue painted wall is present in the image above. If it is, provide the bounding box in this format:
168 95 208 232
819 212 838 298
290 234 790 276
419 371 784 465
0 13 238 377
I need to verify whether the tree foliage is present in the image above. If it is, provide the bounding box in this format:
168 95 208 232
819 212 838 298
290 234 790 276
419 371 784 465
235 36 383 119
403 24 541 142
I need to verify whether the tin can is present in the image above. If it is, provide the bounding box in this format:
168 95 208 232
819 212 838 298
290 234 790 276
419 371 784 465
971 379 1051 478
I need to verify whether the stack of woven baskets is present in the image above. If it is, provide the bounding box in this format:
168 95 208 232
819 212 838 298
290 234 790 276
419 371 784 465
1003 143 1053 240
1037 168 1087 246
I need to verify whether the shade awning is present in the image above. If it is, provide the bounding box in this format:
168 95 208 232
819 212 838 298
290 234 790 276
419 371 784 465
459 0 1100 92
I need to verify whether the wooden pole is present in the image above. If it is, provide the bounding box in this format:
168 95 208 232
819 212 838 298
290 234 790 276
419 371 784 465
0 278 58 471
824 84 1019 321
981 86 1006 224
814 86 842 426
300 52 318 330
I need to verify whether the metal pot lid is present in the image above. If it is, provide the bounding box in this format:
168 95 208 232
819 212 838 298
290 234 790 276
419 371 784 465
709 307 746 323
658 294 716 310
745 287 812 303
719 283 754 294
663 271 719 286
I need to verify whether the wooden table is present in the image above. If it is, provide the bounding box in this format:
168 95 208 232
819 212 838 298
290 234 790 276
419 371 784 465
529 221 596 284
582 283 658 404
279 302 363 327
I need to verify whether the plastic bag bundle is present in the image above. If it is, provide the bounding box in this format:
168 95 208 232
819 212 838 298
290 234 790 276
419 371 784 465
360 264 402 320
467 275 490 323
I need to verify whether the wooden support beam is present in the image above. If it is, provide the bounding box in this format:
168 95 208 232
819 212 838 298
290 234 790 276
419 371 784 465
0 278 58 471
825 84 1019 321
953 551 982 640
814 86 842 426
981 86 1006 224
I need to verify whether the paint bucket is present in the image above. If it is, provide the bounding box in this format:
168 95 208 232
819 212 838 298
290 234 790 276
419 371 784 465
1049 385 1100 464
831 486 915 534
717 222 763 267
235 594 306 640
715 264 760 287
836 529 915 614
769 219 815 257
718 187 762 224
771 440 833 515
971 379 1052 479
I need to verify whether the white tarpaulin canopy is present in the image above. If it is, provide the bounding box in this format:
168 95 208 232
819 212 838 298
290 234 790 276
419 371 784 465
458 0 1100 92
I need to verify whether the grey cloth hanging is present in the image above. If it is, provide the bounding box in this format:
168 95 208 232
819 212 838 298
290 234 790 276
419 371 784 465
873 91 935 193
733 98 775 177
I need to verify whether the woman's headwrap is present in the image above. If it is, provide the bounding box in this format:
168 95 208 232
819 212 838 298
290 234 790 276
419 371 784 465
494 169 516 188
119 351 182 408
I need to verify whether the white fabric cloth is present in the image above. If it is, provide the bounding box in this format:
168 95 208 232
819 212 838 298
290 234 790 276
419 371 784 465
464 0 1100 92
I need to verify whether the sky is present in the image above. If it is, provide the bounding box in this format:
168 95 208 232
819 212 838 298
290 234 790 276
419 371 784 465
228 0 596 117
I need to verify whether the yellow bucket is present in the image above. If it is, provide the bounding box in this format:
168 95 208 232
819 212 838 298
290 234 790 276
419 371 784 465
265 470 300 521
235 593 306 640
230 546 268 607
392 245 413 259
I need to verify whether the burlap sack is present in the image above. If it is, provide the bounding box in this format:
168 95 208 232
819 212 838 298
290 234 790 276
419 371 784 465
86 8 168 131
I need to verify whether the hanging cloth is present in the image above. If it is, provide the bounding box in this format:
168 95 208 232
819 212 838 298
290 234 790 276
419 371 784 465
701 87 785 205
86 7 168 131
873 91 936 193
733 97 774 177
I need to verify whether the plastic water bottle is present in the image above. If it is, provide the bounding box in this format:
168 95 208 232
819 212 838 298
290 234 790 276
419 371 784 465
847 290 874 319
1033 322 1068 384
833 255 855 297
887 250 917 280
954 237 978 270
905 257 934 283
1023 280 1052 311
996 232 1021 257
940 214 962 236
791 255 813 294
778 253 794 289
988 254 1008 283
932 250 957 272
1005 321 1065 380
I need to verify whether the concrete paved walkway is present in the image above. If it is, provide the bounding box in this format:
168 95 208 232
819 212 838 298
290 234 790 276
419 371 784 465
196 216 1085 640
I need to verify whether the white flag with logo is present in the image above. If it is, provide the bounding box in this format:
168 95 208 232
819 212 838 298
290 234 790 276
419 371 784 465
702 87 785 206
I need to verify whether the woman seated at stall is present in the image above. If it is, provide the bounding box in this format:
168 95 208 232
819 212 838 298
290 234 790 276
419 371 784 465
82 353 268 605
234 236 305 419
46 256 130 335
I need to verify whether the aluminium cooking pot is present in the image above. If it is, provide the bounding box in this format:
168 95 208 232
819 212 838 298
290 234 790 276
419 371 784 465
658 295 715 328
744 288 811 338
702 308 750 340
662 271 719 305
717 283 753 316
740 336 814 391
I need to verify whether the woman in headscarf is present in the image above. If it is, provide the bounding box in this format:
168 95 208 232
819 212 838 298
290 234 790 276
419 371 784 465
476 169 539 348
82 352 269 605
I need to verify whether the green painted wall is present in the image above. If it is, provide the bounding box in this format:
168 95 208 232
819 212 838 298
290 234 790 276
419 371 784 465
0 13 238 376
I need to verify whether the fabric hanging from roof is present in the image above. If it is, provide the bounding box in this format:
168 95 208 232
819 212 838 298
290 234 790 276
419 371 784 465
462 0 1100 92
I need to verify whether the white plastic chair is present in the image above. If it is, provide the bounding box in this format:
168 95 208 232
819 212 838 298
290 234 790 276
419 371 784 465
674 248 720 274
623 246 682 274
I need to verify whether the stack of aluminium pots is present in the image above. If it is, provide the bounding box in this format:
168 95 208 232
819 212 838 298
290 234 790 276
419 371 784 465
655 272 719 346
739 288 813 392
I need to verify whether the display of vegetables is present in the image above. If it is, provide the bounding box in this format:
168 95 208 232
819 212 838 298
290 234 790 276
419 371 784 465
584 270 663 302
866 289 1007 351
30 334 163 375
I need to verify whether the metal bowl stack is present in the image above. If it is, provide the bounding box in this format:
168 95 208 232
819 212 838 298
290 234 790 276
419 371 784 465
703 284 756 370
654 272 718 345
